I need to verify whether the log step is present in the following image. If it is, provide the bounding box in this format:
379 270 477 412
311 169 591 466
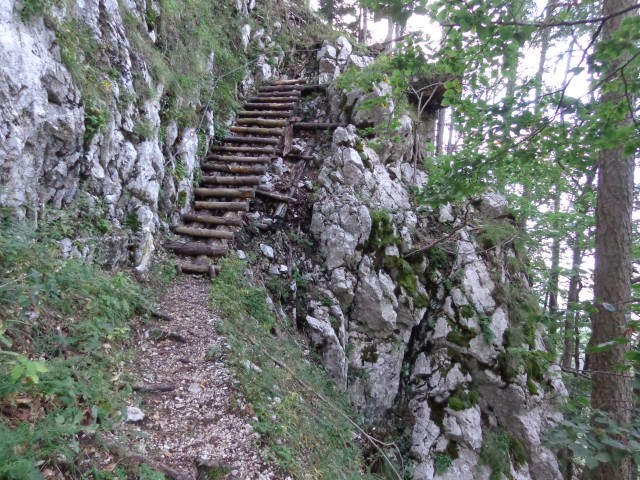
229 126 284 136
249 96 299 103
237 111 292 118
222 136 280 145
171 226 235 240
200 164 267 174
272 78 309 85
182 213 244 227
199 176 262 186
194 201 250 211
167 242 229 257
244 103 295 111
236 118 288 127
209 145 277 154
259 85 304 93
205 155 271 163
194 187 255 199
256 91 300 98
178 262 220 277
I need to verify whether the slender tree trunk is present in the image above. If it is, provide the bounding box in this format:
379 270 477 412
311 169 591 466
562 237 583 369
359 6 369 43
587 0 636 477
436 109 446 155
545 189 562 315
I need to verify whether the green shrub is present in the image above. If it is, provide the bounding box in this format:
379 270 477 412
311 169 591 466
0 210 151 475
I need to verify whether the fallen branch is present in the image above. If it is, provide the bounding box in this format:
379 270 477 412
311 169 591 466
133 382 177 393
151 310 177 322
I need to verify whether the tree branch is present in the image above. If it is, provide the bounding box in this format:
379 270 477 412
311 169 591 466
440 4 640 29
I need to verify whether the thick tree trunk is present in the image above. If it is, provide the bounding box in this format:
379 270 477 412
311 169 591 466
587 0 636 478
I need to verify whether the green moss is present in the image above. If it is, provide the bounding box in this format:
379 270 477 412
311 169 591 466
177 190 188 208
361 344 379 364
526 378 539 395
433 453 454 475
478 315 494 343
383 256 418 295
459 305 475 319
366 210 400 252
414 292 430 309
447 397 466 411
446 328 477 348
480 429 528 480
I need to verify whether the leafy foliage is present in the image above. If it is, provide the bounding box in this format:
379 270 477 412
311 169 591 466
0 209 152 476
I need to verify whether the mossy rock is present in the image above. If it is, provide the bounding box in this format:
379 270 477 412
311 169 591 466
383 256 418 295
366 210 400 252
459 304 476 319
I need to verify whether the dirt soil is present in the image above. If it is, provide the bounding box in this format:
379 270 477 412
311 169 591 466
115 275 286 480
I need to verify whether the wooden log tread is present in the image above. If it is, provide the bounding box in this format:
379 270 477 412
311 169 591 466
194 201 250 212
209 145 277 154
243 103 295 110
171 226 235 240
199 176 262 186
237 111 293 118
205 155 272 163
194 187 255 199
200 164 267 174
182 213 243 227
236 118 288 127
230 126 284 136
178 262 220 276
166 242 229 257
222 136 280 145
249 96 301 103
271 78 309 85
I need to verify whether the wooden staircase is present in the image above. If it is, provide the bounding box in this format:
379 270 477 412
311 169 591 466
168 78 313 276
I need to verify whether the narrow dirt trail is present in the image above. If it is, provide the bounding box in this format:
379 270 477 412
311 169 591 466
117 275 284 480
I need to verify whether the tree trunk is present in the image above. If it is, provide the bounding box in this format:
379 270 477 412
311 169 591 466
562 238 583 370
359 6 369 43
587 0 636 477
436 109 446 155
545 189 562 315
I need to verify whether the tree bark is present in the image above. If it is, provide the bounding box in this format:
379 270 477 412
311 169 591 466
587 0 636 477
435 109 446 156
545 189 562 315
562 238 583 370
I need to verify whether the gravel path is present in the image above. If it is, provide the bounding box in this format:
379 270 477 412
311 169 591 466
117 275 284 480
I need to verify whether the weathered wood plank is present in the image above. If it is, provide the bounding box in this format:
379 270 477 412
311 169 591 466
194 201 250 211
171 226 235 240
167 242 228 256
200 164 267 174
182 213 243 226
199 176 262 186
194 188 255 199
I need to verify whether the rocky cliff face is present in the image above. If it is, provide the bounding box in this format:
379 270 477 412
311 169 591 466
0 0 282 270
300 37 566 480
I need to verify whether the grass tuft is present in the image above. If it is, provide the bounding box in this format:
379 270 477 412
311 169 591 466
211 256 376 478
